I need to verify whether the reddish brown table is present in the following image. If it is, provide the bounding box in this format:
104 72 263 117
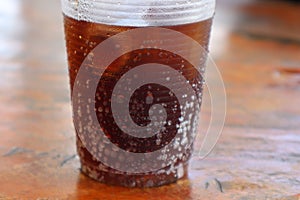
0 0 300 199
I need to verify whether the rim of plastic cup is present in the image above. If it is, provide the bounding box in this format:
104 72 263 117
62 0 216 27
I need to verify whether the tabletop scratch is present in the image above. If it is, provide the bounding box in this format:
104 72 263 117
2 147 31 157
214 178 224 193
204 178 224 193
60 154 77 167
236 30 300 46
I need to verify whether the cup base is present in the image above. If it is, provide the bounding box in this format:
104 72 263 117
76 134 189 188
80 160 188 188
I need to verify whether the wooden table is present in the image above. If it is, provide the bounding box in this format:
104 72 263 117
0 0 299 199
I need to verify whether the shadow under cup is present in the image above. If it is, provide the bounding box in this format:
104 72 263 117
62 0 215 187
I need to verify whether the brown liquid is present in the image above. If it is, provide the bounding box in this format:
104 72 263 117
63 15 212 187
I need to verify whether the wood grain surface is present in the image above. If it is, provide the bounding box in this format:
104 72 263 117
0 0 299 199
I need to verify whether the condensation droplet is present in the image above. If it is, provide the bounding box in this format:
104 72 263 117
146 95 153 104
159 52 164 58
156 139 161 145
179 117 184 122
117 95 124 103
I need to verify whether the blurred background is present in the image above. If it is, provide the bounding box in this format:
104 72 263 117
0 0 299 199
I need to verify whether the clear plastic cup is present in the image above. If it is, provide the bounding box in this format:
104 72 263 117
61 0 216 187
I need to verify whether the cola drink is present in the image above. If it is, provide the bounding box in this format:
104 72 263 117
62 0 214 187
